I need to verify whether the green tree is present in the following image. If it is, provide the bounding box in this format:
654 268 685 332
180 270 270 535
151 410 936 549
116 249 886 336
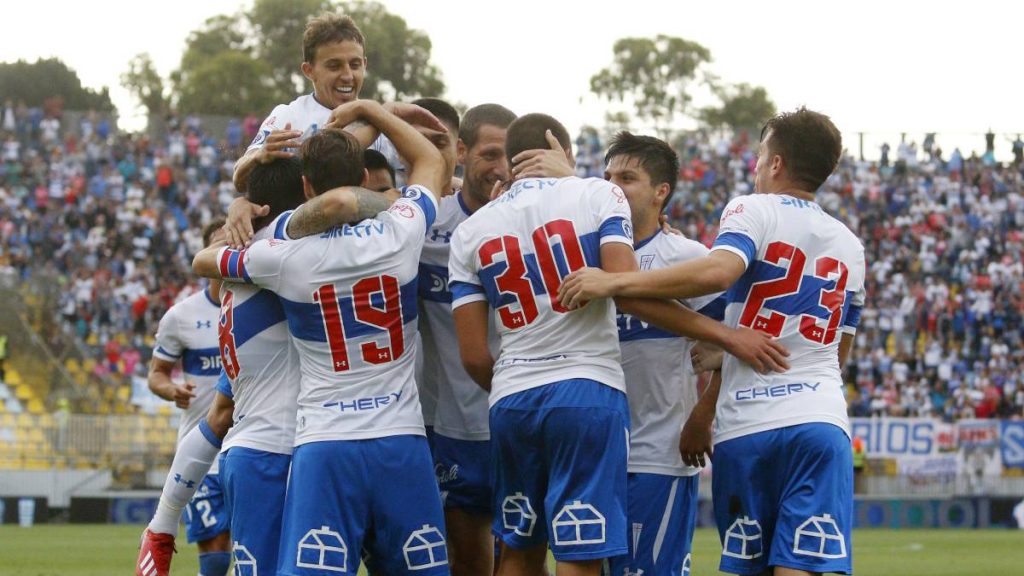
176 51 279 117
121 53 168 116
590 35 713 134
700 83 776 132
249 0 331 96
0 58 113 111
344 1 444 101
140 0 446 118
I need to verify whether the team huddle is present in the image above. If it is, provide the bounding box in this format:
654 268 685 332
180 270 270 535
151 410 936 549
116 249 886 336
134 12 866 576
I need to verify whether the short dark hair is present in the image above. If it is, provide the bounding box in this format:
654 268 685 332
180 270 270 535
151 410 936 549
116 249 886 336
760 107 842 192
303 13 364 63
411 98 460 134
605 131 680 210
459 103 516 149
300 129 364 195
363 148 395 187
247 157 305 231
202 218 225 248
505 113 571 163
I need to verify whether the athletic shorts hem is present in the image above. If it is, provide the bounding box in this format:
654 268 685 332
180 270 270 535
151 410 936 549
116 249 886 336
552 547 629 562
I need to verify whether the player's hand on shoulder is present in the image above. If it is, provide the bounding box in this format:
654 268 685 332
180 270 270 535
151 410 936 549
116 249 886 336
383 102 448 134
256 122 301 163
658 214 683 236
510 129 574 180
225 197 269 248
725 327 790 374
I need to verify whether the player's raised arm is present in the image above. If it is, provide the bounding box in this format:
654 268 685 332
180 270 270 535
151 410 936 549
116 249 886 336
232 121 302 193
559 249 746 306
352 100 446 197
282 186 400 240
599 242 789 374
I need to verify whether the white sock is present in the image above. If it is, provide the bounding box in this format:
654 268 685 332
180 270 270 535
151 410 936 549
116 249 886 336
147 420 222 535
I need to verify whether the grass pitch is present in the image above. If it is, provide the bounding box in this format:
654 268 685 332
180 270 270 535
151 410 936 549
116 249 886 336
0 524 1021 575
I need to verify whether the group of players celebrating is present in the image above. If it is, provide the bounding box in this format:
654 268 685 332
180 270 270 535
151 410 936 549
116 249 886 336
134 11 865 576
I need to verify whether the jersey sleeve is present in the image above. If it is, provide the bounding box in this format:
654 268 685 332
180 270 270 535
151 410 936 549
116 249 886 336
152 307 182 363
448 226 487 310
216 239 287 292
246 105 289 152
711 196 770 269
841 251 867 335
270 210 296 241
593 181 634 247
215 369 233 399
379 185 438 240
666 237 723 314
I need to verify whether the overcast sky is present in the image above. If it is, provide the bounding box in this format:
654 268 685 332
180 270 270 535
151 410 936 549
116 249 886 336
3 0 1021 158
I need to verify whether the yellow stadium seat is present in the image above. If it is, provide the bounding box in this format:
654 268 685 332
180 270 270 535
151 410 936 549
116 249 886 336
86 333 99 346
15 385 32 400
64 358 81 372
7 371 22 386
27 399 44 414
16 413 33 427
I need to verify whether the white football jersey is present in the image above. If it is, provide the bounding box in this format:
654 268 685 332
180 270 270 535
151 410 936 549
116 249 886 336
711 194 866 444
152 290 222 460
217 226 301 455
218 186 438 445
618 232 723 476
246 94 403 181
419 192 498 440
246 94 330 152
449 177 633 406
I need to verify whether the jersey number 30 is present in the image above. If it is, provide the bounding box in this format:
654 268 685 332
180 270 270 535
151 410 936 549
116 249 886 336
479 219 586 330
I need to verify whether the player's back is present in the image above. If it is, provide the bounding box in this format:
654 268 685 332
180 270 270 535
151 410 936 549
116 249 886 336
218 229 301 456
450 176 633 405
713 193 866 443
228 187 438 445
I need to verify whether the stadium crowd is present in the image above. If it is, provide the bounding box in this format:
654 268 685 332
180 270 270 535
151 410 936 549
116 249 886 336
2 99 1023 421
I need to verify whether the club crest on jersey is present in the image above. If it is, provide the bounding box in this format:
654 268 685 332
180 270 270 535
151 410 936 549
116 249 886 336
251 129 270 147
401 186 423 200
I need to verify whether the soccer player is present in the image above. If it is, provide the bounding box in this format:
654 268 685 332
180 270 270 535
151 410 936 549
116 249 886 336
137 146 398 576
232 13 365 193
559 108 865 576
448 113 788 576
231 13 443 197
602 132 724 576
195 99 450 575
142 220 231 576
418 103 516 576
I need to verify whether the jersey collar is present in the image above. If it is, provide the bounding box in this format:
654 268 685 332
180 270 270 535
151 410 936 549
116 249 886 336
634 230 660 251
455 191 472 216
203 288 219 307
